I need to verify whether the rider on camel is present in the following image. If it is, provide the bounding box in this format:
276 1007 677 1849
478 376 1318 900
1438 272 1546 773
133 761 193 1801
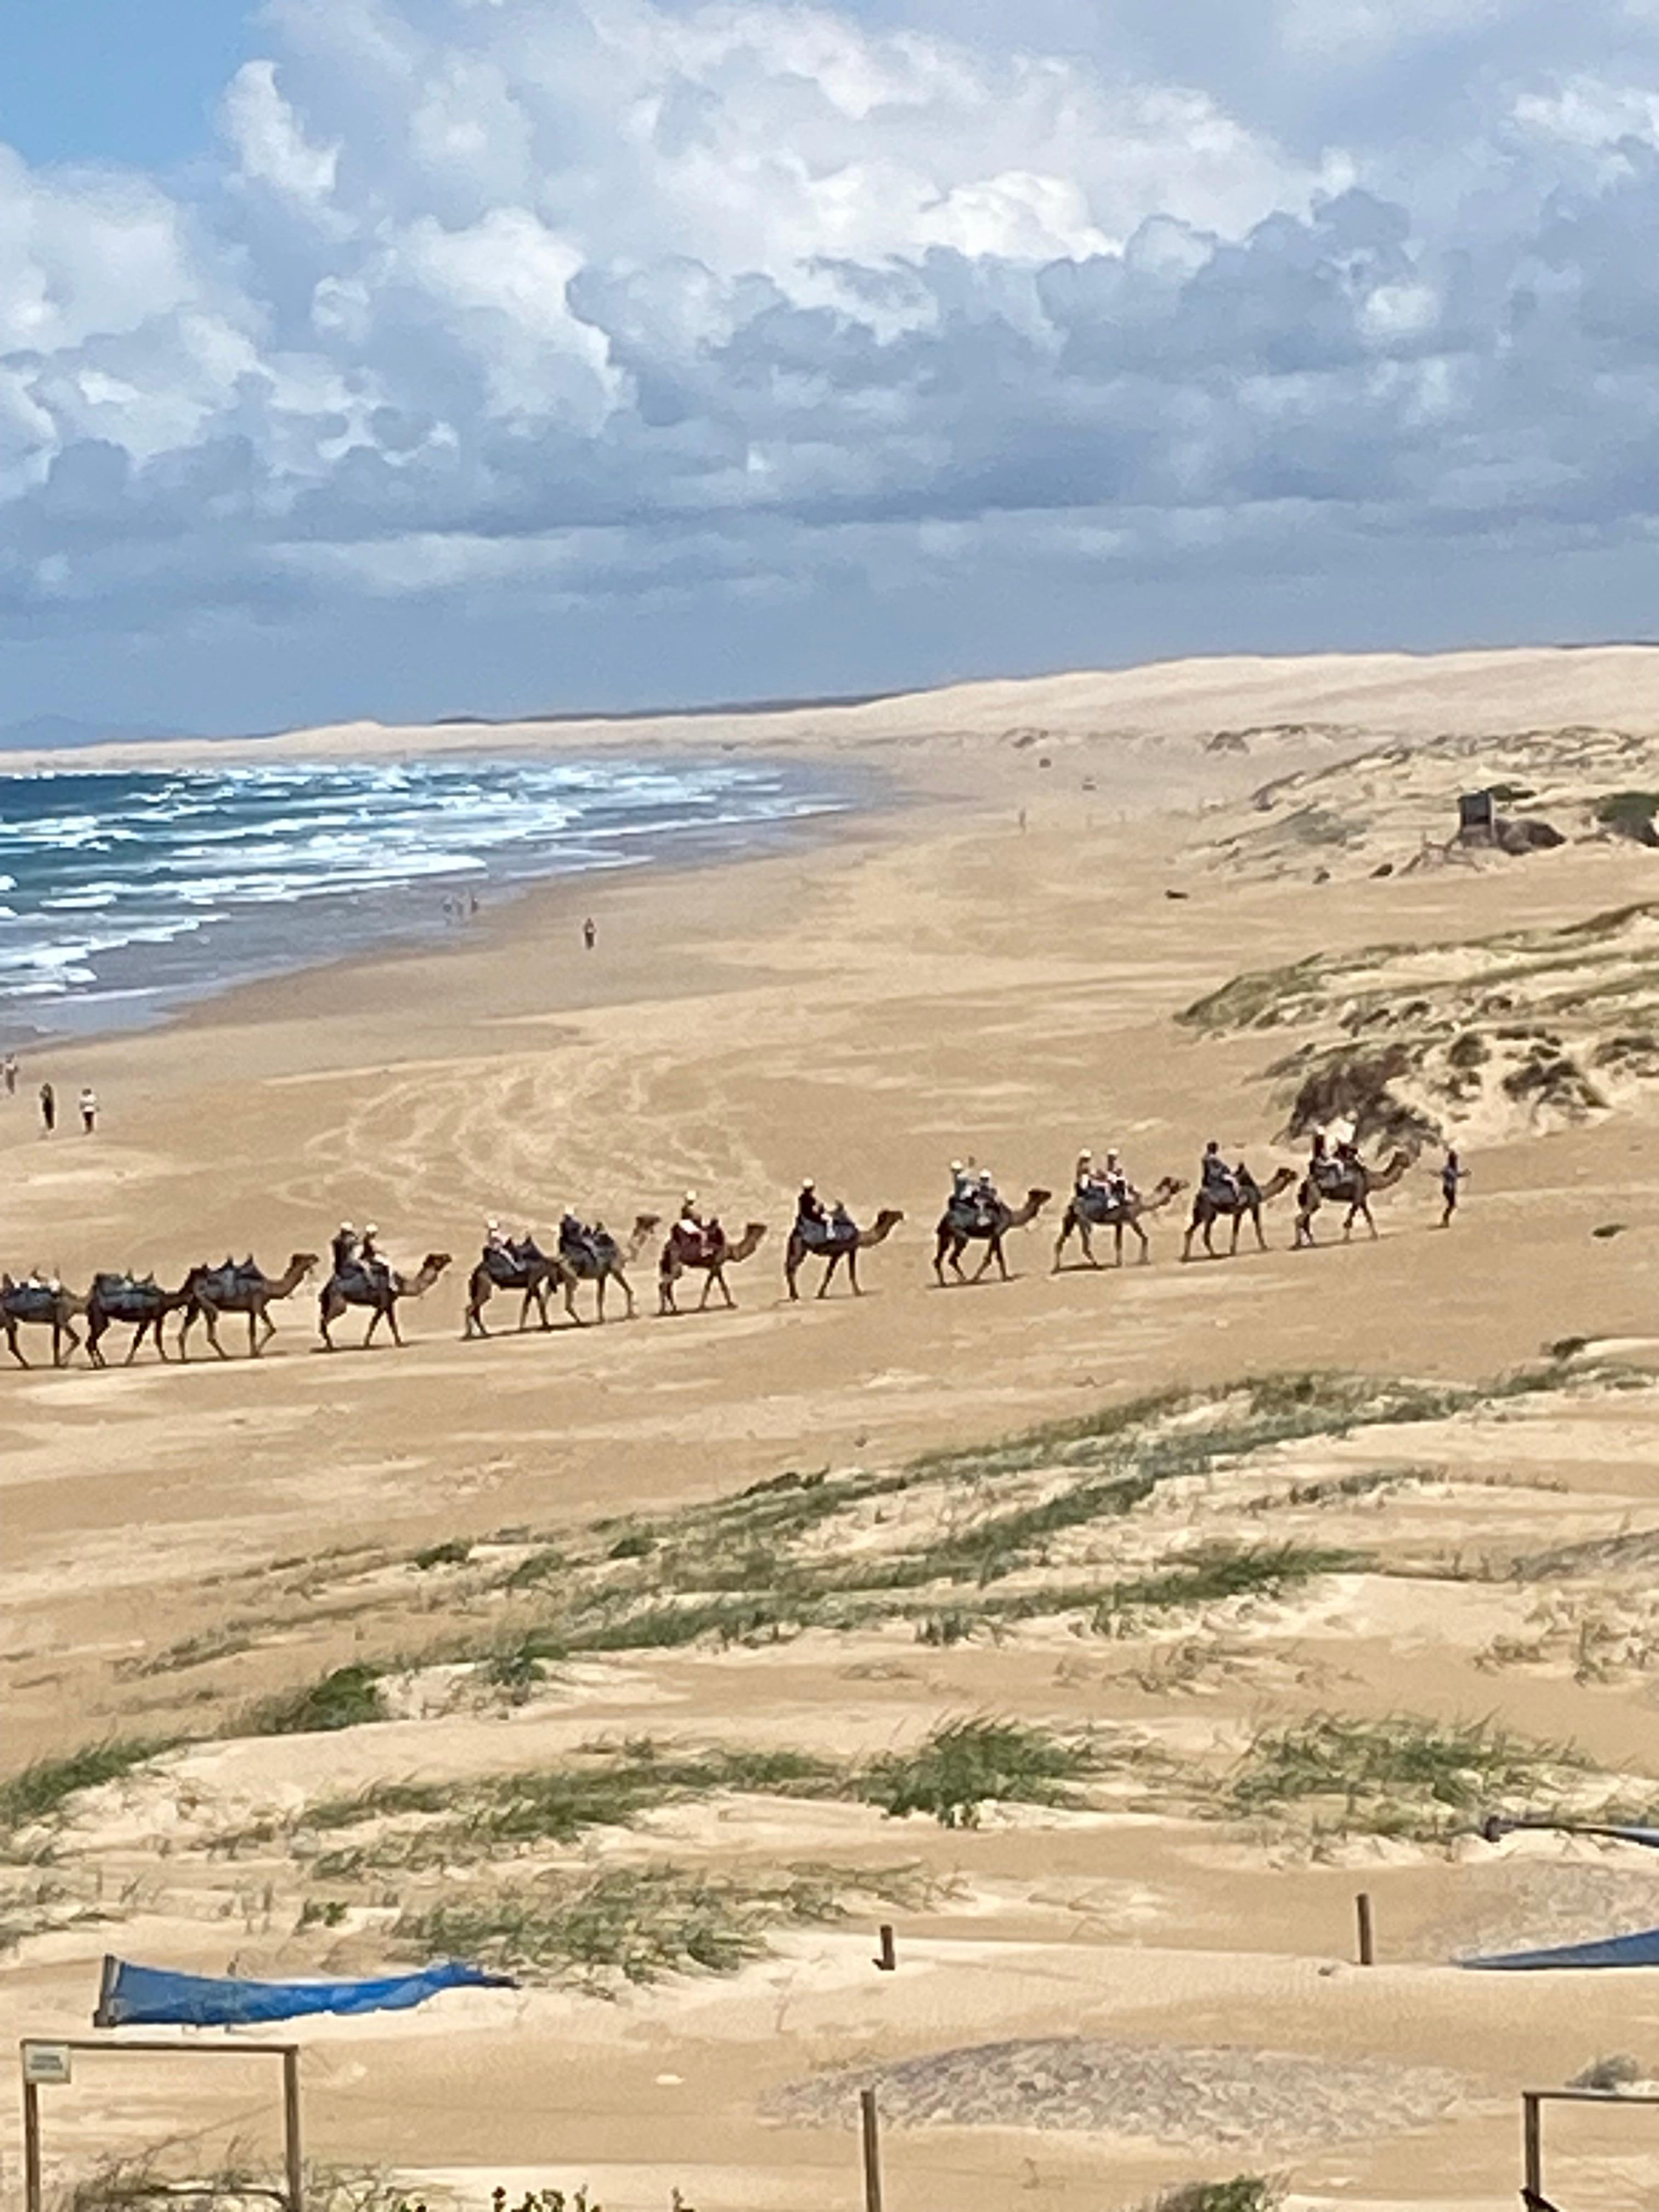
828 1198 856 1243
560 1206 600 1265
358 1224 390 1288
1103 1149 1132 1206
949 1159 974 1206
1074 1149 1098 1198
1201 1141 1238 1206
972 1167 1001 1221
332 1222 358 1277
796 1179 827 1236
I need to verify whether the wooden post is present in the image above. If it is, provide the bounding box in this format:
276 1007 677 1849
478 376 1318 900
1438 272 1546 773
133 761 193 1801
93 1954 120 2030
22 2076 42 2212
282 2046 304 2212
1355 1891 1375 1967
875 1925 896 1973
1523 2092 1543 2204
860 2086 884 2212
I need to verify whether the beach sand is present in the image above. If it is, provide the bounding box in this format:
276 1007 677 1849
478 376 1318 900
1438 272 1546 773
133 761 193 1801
7 648 1659 2210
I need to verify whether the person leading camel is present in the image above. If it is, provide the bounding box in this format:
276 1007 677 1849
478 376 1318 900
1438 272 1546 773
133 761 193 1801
1440 1149 1468 1227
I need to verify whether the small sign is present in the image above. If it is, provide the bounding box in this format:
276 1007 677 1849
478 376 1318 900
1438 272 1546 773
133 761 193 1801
22 2044 72 2086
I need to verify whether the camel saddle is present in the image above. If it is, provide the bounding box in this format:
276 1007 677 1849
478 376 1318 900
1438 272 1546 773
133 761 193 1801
198 1260 262 1300
1074 1186 1130 1226
795 1215 856 1252
671 1222 725 1265
93 1272 160 1318
336 1261 391 1296
483 1240 544 1286
1311 1158 1350 1195
3 1283 59 1321
947 1199 1001 1235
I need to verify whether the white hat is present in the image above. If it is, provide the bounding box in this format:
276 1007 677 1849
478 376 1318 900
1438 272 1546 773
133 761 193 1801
365 1223 379 1237
1077 1148 1092 1161
802 1177 815 1189
339 1222 354 1234
487 1217 500 1230
950 1159 964 1172
683 1191 697 1206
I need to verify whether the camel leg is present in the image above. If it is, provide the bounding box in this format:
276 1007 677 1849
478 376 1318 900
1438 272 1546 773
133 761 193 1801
1250 1206 1268 1252
4 1324 26 1369
1130 1220 1150 1264
87 1321 107 1370
257 1307 276 1355
817 1251 839 1299
847 1249 862 1296
203 1307 229 1361
123 1326 142 1367
319 1294 338 1351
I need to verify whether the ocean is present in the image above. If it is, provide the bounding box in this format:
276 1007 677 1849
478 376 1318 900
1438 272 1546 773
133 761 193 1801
0 753 859 1040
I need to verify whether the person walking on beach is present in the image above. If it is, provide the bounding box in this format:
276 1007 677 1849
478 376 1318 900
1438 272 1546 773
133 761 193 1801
1440 1148 1469 1228
38 1081 54 1135
2 1054 16 1097
583 916 596 952
78 1086 98 1135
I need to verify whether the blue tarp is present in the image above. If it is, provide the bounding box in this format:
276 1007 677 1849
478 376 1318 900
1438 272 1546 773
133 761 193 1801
1465 1926 1659 1971
96 1957 515 2028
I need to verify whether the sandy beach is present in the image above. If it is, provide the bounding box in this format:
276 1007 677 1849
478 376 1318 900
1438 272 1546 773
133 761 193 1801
8 647 1659 2211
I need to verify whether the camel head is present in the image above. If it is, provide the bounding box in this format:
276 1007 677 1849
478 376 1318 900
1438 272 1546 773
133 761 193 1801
625 1212 663 1259
867 1207 905 1240
1373 1150 1413 1189
287 1251 322 1279
727 1221 769 1262
407 1252 454 1293
1259 1167 1298 1203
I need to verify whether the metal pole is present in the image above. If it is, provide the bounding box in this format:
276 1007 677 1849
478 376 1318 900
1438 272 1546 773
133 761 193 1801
1523 2092 1543 2203
23 2076 42 2212
282 2047 303 2212
860 2086 884 2212
1355 1892 1375 1967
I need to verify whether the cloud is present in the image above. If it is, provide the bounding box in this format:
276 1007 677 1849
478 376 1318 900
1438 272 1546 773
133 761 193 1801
9 0 1659 713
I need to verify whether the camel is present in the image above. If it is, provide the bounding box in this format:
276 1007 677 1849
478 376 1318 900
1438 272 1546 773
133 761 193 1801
553 1214 662 1322
1293 1151 1412 1248
658 1221 768 1314
462 1237 563 1339
319 1252 452 1349
785 1208 904 1300
933 1188 1053 1285
0 1276 88 1369
1181 1166 1297 1260
87 1271 201 1367
179 1252 320 1359
1053 1177 1188 1270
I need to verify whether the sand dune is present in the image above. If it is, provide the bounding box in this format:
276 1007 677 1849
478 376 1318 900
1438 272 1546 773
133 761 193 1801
5 651 1659 2212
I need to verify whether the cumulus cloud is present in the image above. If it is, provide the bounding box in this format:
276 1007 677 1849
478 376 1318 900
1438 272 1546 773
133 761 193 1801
10 0 1659 709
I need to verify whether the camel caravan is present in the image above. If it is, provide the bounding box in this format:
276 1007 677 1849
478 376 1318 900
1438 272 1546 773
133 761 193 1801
0 1126 1422 1369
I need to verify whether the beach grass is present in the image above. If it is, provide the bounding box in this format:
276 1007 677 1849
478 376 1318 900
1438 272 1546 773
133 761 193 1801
860 1717 1096 1829
1227 1712 1589 1837
247 1662 388 1736
395 1860 934 1986
0 1738 177 1835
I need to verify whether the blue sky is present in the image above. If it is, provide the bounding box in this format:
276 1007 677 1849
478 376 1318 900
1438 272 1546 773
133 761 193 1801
5 0 1659 733
0 1 256 170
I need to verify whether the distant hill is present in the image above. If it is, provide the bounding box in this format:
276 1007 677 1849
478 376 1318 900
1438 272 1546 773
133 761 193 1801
0 714 199 751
